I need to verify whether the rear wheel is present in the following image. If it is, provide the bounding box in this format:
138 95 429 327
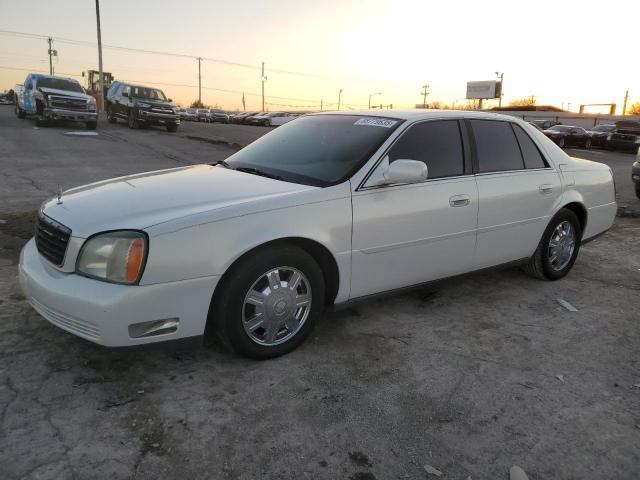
127 109 139 129
207 244 325 359
557 137 566 148
523 208 582 281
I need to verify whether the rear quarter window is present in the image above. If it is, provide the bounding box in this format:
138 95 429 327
512 124 548 169
470 120 525 173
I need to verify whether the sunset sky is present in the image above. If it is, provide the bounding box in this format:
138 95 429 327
1 0 638 112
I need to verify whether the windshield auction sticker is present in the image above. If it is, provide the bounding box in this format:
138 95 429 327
354 118 398 128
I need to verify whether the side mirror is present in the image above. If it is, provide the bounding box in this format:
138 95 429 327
371 159 428 186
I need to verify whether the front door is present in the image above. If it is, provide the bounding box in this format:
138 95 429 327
350 119 478 299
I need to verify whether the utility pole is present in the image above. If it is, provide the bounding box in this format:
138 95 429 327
94 0 104 112
261 62 266 112
47 37 54 75
495 72 504 108
337 89 343 111
197 57 202 105
320 99 323 111
368 92 381 109
421 84 429 108
622 90 629 115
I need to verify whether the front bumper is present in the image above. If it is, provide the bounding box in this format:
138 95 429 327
18 239 218 347
138 110 180 124
44 108 97 122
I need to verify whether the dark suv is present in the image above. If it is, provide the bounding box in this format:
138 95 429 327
106 81 180 132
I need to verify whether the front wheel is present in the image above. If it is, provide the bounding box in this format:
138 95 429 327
584 139 591 149
523 208 582 281
207 244 325 359
166 123 178 132
107 106 116 123
635 182 640 199
557 137 566 148
86 121 97 130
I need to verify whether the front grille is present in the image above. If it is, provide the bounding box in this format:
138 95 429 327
48 95 88 111
151 107 174 114
35 213 71 267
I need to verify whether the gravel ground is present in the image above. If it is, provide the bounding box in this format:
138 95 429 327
1 106 639 479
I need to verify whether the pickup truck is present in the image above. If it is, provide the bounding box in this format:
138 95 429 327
14 74 98 129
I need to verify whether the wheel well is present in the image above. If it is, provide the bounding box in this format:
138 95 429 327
562 202 587 232
216 237 340 307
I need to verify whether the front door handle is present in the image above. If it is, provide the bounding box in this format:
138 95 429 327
449 194 470 207
539 184 553 194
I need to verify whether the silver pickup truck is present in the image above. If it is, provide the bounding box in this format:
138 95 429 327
15 74 98 129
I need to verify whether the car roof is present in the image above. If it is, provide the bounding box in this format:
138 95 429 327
306 109 530 122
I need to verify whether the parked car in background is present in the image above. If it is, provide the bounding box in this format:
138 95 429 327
19 111 616 359
633 148 640 199
14 74 97 129
185 108 197 121
178 108 188 120
607 121 640 151
209 109 229 123
0 89 15 105
106 81 179 132
249 112 294 127
231 111 258 124
243 112 266 124
196 108 211 122
586 124 616 148
532 119 562 130
543 125 591 148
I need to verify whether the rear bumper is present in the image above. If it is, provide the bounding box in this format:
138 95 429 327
44 108 97 122
19 239 218 347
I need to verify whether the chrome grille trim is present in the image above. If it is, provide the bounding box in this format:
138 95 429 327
35 212 71 267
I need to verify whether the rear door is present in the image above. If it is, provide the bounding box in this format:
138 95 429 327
471 120 562 269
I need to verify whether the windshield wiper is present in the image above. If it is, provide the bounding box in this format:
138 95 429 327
234 167 284 181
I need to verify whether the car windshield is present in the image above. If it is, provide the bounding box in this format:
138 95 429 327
130 86 167 101
225 114 402 186
548 125 572 132
37 77 84 93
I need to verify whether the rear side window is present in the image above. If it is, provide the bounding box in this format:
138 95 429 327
512 124 547 169
388 120 464 179
471 120 524 173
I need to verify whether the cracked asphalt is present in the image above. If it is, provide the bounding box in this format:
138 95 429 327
1 106 639 479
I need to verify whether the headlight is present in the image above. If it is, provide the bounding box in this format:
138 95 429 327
87 98 97 112
137 102 151 108
607 133 613 140
77 231 147 284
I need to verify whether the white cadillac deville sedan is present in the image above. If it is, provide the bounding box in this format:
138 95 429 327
19 111 617 358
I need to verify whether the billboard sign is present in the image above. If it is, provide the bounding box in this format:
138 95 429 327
466 80 499 99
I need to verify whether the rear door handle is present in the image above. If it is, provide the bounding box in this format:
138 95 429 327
539 184 553 194
449 194 470 207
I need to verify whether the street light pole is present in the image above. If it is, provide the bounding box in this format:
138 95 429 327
95 0 104 112
261 62 267 112
368 92 381 109
47 37 54 75
495 71 504 108
197 57 202 104
338 89 343 111
421 84 429 108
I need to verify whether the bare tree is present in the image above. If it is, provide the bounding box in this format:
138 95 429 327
509 97 537 107
628 102 640 116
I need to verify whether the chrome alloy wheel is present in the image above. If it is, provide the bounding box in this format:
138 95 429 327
548 221 576 271
242 267 312 346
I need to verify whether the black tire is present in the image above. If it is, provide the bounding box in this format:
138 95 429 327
107 106 117 123
264 120 271 127
584 139 591 149
35 116 49 127
557 137 565 148
207 244 325 359
523 208 582 281
127 109 139 129
166 123 178 132
635 182 640 200
86 121 97 130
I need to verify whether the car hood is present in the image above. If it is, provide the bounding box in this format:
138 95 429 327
38 87 91 100
41 165 317 238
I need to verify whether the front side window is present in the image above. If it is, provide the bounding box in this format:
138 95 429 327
225 114 401 186
471 120 525 173
387 120 464 179
512 124 547 169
